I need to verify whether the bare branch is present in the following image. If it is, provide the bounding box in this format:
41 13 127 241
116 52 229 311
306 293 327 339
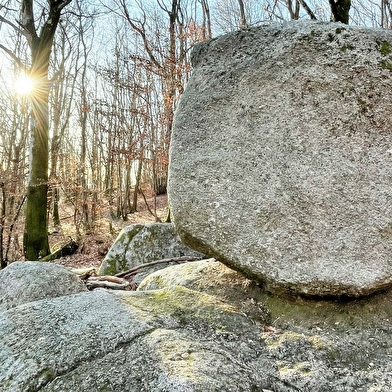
0 14 25 37
157 0 170 14
299 0 317 20
115 256 207 278
0 43 27 69
53 0 73 12
287 0 301 20
238 0 247 27
118 0 162 71
0 4 18 13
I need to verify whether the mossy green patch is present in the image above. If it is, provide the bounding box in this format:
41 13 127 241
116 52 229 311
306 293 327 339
98 224 143 275
117 285 246 332
380 40 391 56
37 368 55 385
147 329 196 380
340 44 354 52
100 257 128 276
380 59 392 71
257 288 392 330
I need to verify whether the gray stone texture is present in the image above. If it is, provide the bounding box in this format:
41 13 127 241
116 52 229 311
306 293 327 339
0 261 87 312
1 260 392 391
98 223 204 282
168 21 392 297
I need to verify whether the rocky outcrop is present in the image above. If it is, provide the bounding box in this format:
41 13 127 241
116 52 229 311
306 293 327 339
168 21 392 297
0 261 87 312
0 260 392 391
98 223 204 283
0 260 266 391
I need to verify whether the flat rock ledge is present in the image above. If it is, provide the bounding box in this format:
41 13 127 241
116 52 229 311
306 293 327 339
0 261 392 391
168 21 392 297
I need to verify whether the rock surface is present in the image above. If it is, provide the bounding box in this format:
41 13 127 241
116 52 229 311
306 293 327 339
0 261 87 312
168 21 392 297
98 223 204 283
0 261 392 391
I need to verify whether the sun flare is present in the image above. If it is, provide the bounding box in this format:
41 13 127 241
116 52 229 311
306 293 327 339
14 74 34 95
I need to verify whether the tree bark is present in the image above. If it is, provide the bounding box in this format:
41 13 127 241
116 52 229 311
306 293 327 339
238 0 247 27
200 0 212 39
24 54 51 259
22 0 72 260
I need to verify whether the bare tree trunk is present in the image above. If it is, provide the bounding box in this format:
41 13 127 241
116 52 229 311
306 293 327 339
131 153 143 213
238 0 247 27
0 182 6 269
200 0 212 39
287 0 301 19
21 0 72 260
24 79 51 259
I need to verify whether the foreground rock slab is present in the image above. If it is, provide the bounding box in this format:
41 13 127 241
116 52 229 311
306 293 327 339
169 21 392 297
0 261 391 391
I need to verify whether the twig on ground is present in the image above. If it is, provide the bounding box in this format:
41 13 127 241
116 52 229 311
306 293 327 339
85 275 130 290
40 239 78 262
115 256 208 278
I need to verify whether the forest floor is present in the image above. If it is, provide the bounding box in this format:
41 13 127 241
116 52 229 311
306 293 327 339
51 192 168 270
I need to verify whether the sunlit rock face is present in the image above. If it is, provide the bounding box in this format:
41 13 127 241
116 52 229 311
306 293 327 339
1 257 392 391
168 21 392 297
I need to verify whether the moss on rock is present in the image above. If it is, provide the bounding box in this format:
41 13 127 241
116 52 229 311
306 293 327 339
115 285 247 333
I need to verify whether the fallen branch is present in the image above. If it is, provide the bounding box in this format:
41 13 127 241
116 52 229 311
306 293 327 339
115 256 207 278
70 267 97 280
88 275 126 284
86 275 130 290
86 280 129 290
40 239 78 262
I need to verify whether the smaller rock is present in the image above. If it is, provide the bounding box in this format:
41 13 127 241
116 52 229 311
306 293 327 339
0 261 87 312
138 259 270 324
98 223 205 283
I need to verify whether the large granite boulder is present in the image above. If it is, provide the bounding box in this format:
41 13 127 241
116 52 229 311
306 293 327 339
1 261 392 391
98 223 204 283
168 21 392 297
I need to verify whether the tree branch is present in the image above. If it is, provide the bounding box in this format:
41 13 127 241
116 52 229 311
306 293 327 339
86 276 130 290
0 14 25 36
21 0 38 46
0 43 27 70
299 0 317 19
53 0 73 12
115 256 206 278
119 0 163 71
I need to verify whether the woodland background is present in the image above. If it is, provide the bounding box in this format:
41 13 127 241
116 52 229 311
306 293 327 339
0 0 391 266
